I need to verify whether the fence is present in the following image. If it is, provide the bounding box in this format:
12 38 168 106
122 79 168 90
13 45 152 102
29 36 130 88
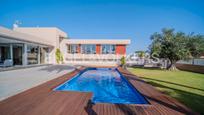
177 59 204 66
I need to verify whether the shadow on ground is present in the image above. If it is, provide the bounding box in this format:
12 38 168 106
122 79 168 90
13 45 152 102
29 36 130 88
129 66 163 70
145 81 204 115
115 104 137 115
85 100 97 115
39 65 75 73
140 77 204 92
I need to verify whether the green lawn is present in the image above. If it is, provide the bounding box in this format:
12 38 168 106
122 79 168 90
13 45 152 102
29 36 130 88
128 67 204 114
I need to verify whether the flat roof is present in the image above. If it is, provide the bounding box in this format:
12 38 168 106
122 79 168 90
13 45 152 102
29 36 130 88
63 39 131 45
14 27 67 38
0 26 53 46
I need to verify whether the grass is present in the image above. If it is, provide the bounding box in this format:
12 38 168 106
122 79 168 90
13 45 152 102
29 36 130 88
128 67 204 114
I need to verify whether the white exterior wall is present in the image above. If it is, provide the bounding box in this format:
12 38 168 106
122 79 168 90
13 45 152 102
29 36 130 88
9 27 131 66
14 27 67 64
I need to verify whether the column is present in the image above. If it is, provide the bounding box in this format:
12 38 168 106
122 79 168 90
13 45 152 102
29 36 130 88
9 44 13 65
23 44 27 66
38 46 41 64
47 48 51 64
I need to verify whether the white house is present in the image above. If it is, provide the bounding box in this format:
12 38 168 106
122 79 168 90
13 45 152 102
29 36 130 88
0 26 130 66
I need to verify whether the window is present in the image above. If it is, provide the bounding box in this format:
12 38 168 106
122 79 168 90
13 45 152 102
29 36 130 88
102 45 115 54
67 44 78 54
81 45 96 54
110 45 116 54
27 45 39 65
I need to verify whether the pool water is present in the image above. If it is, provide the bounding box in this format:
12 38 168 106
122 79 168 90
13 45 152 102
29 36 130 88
55 68 148 104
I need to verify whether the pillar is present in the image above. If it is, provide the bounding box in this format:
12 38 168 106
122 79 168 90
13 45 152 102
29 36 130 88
23 44 27 66
9 44 13 64
38 46 41 64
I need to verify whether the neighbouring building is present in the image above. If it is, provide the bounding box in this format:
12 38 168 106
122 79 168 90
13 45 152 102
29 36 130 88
0 26 130 66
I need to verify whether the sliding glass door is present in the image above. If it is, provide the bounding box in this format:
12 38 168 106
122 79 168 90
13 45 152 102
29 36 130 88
0 44 10 64
13 44 23 65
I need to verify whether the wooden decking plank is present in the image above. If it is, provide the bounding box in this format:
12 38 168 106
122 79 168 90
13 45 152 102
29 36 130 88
140 106 160 115
73 93 92 115
28 92 70 115
105 104 111 115
111 104 119 115
94 104 101 115
78 94 93 115
59 92 85 115
62 93 86 115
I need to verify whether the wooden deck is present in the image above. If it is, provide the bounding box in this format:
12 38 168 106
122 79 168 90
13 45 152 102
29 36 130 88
0 67 196 115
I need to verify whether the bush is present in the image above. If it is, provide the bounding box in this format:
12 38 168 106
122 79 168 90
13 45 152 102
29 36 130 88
120 56 126 67
55 48 63 64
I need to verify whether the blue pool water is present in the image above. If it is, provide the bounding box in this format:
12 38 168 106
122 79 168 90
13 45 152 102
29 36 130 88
55 68 148 104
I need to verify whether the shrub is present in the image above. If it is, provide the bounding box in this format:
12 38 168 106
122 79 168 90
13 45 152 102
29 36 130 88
55 48 63 64
120 56 126 67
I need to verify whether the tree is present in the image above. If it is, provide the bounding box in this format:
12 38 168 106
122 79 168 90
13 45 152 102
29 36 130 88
135 51 145 58
187 34 204 57
186 34 204 64
149 28 191 70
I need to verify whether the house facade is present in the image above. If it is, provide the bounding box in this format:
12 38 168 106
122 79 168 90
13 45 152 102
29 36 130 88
0 26 130 66
61 39 130 65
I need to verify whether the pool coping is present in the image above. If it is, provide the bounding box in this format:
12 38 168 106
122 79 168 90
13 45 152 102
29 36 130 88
0 66 197 115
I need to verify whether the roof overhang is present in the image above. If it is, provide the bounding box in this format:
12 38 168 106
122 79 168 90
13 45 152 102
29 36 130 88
0 34 53 47
0 36 52 47
0 26 53 47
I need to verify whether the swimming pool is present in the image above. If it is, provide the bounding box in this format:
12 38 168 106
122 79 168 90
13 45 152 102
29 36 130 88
55 68 148 104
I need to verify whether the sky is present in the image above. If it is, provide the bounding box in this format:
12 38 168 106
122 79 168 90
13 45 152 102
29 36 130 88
1 0 204 54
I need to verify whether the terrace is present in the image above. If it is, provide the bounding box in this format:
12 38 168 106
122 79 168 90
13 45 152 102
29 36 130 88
0 66 195 115
0 65 75 101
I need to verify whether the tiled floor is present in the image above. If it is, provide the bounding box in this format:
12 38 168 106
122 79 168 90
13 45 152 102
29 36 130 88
0 64 75 101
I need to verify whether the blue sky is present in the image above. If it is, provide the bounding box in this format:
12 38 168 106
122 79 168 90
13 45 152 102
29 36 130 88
1 0 204 54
